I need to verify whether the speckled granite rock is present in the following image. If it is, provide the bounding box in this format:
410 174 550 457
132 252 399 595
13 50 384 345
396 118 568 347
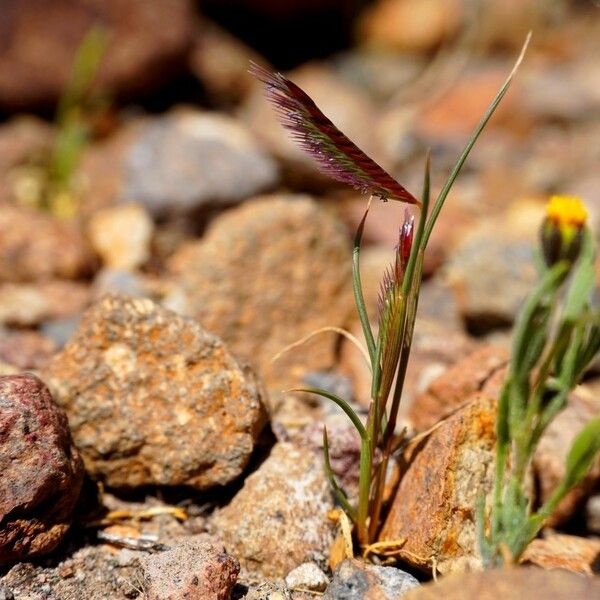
0 374 84 565
142 536 239 600
166 195 353 388
211 442 334 578
42 294 267 489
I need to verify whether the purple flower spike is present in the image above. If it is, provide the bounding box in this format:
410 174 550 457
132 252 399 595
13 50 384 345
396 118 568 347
249 61 420 206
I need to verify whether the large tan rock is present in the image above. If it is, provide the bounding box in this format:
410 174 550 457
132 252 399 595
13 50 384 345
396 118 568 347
166 195 353 388
43 294 267 489
210 442 334 578
403 567 600 600
380 394 497 574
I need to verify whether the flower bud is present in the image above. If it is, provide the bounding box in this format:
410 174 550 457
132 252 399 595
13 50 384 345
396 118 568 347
540 196 587 266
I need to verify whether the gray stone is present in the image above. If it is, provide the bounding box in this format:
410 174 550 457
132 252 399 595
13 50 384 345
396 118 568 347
324 560 419 599
122 110 278 216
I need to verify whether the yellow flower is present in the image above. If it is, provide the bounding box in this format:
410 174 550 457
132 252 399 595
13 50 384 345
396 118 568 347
541 196 587 266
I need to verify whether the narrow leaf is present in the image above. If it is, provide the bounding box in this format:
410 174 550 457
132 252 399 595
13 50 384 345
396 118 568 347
421 32 531 248
323 427 357 521
249 61 419 205
563 414 600 489
290 387 367 440
353 203 377 364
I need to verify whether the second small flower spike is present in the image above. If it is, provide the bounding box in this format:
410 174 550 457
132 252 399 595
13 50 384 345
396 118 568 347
541 195 588 267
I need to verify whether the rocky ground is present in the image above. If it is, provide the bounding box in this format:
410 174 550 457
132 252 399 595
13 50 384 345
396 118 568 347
0 0 599 598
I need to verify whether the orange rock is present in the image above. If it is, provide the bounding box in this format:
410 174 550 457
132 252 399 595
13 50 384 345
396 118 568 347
380 394 497 573
521 534 600 576
409 346 508 431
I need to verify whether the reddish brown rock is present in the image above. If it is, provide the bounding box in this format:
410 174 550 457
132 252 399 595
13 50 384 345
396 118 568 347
380 394 497 574
142 536 239 600
521 534 600 575
0 0 194 111
0 329 56 370
210 442 334 578
166 195 353 388
534 383 600 527
403 567 600 600
0 374 84 565
0 205 96 282
42 294 267 489
409 345 509 431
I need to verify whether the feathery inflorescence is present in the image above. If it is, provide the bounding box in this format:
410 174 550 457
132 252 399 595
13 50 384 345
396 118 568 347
249 62 419 206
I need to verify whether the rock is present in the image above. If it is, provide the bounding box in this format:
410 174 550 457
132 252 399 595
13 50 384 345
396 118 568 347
210 442 334 578
0 584 13 600
0 0 194 111
445 222 537 333
586 494 600 535
285 562 329 592
521 534 600 575
323 559 419 599
166 195 353 388
121 109 278 216
380 394 497 574
357 0 462 53
189 19 265 106
87 202 154 270
340 317 476 414
42 294 267 489
409 346 509 431
142 536 239 600
403 567 600 600
241 64 382 189
0 543 144 599
0 329 56 370
0 280 91 326
0 374 84 565
0 117 53 201
534 383 600 527
0 205 96 282
243 581 292 600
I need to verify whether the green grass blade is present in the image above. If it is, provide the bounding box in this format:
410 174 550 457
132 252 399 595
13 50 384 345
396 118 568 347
421 32 531 249
291 387 367 440
402 150 431 298
353 203 377 364
323 427 357 521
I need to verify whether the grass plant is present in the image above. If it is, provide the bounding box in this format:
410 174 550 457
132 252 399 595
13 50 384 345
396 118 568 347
251 36 531 548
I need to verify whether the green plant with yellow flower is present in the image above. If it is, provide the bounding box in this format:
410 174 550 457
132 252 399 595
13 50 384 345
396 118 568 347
478 195 600 567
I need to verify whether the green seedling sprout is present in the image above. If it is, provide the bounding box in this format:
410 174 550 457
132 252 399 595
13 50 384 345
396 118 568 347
478 195 600 567
252 35 530 549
